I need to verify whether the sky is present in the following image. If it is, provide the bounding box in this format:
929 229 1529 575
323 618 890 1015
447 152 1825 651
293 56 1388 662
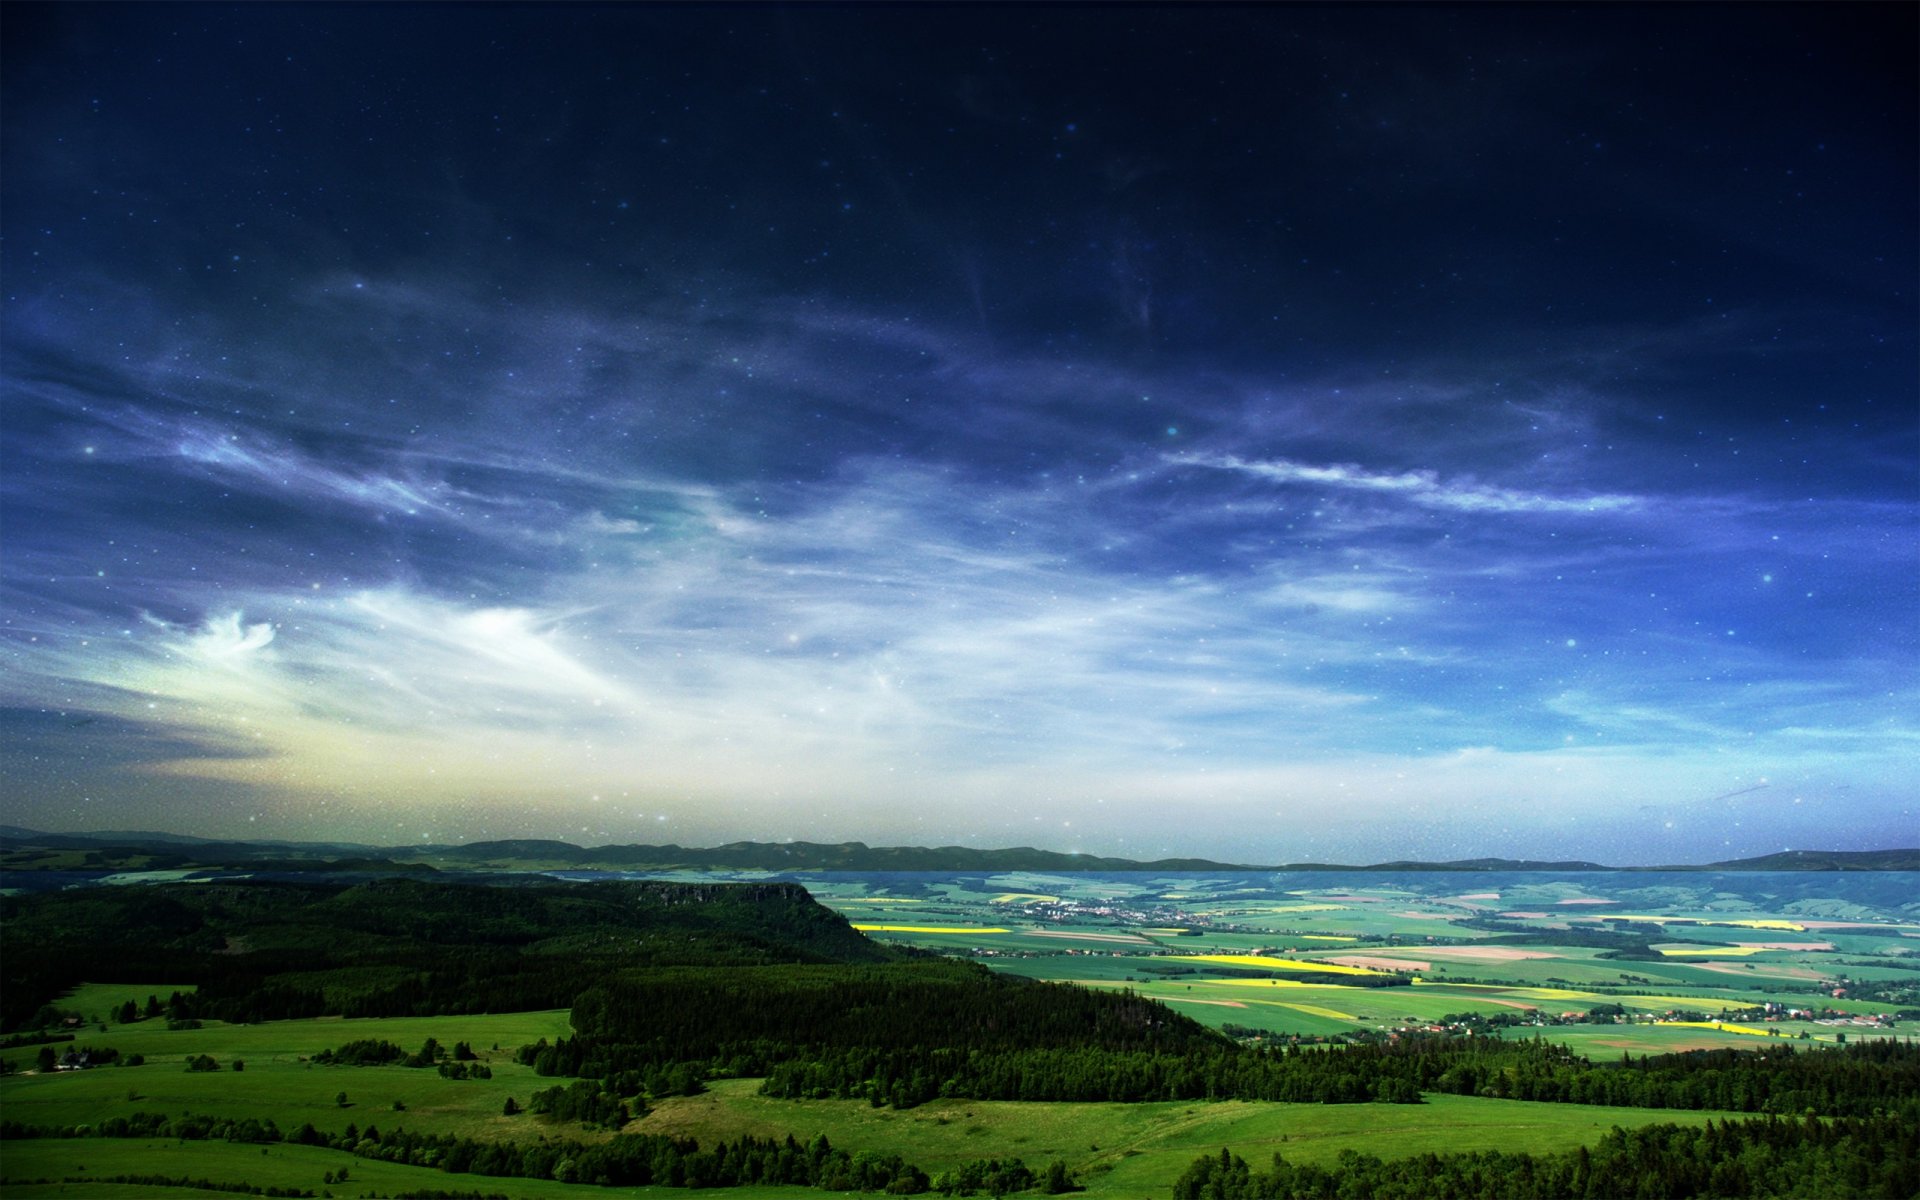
1 5 1914 865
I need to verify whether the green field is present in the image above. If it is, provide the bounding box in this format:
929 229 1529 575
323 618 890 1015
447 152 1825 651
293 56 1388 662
0 994 1772 1200
0 1076 1750 1200
637 1078 1740 1197
2 1006 576 1144
810 869 1918 1044
0 1136 609 1199
39 981 199 1026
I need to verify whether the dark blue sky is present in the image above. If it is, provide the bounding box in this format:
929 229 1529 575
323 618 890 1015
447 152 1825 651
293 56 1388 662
3 4 1914 862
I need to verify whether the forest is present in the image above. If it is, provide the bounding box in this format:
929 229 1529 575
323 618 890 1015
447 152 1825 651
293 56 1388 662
5 875 1919 1199
0 876 893 1029
1171 1113 1918 1199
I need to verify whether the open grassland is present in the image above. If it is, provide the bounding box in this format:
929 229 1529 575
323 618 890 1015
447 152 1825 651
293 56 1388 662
42 981 198 1024
0 1136 605 1200
638 1078 1740 1198
46 1002 573 1061
0 1056 1875 1200
1 1003 1779 1200
2 1008 575 1144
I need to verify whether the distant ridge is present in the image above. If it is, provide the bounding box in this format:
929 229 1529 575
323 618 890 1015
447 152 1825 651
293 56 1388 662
1361 857 1611 872
427 838 1244 873
2 826 1915 872
1697 848 1920 872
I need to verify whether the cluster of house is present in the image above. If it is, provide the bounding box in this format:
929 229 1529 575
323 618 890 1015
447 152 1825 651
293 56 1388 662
1017 898 1197 926
52 1048 101 1071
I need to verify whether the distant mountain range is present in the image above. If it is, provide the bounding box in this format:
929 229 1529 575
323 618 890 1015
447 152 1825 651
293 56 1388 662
2 825 1914 873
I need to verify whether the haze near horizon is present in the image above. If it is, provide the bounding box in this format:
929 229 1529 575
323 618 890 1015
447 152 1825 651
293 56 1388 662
2 5 1914 864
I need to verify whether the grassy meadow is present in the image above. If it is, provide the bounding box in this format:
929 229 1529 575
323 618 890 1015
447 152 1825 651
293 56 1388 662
0 1137 603 1200
2 1000 574 1144
0 973 1776 1199
0 1070 1746 1200
635 1078 1743 1198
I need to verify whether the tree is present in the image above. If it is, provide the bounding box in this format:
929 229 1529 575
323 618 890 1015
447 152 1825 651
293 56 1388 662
335 1090 349 1107
503 1096 521 1115
36 1046 56 1073
407 1036 443 1067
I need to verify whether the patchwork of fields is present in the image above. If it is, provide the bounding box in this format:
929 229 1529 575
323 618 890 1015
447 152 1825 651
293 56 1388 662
808 868 1920 1051
3 867 1914 1198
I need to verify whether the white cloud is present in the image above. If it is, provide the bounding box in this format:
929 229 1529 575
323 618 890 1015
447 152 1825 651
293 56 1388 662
184 612 276 661
1172 451 1642 515
173 424 450 518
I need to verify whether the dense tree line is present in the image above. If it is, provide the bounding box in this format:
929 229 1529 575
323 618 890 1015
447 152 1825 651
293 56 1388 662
0 1114 1074 1195
1171 1111 1919 1199
570 961 1214 1055
310 1036 488 1076
526 1080 638 1129
524 959 1222 1093
437 1060 492 1080
1 878 892 1030
46 1174 313 1197
739 1036 1920 1116
760 1044 1423 1106
312 1038 408 1065
1454 918 1668 959
2 1111 283 1143
1421 1037 1920 1119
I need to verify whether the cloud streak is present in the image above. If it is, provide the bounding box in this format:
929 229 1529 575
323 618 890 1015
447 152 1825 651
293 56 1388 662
1171 452 1643 515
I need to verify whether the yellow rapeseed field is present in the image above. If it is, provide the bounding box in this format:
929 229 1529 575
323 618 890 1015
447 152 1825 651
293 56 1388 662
1656 1020 1777 1037
1411 980 1596 1001
852 925 1011 934
1211 977 1360 990
1657 946 1771 957
1607 915 1807 932
1186 953 1385 977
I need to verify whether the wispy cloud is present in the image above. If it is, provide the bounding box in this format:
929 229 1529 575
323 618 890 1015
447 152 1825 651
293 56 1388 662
1171 451 1643 515
172 426 452 518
